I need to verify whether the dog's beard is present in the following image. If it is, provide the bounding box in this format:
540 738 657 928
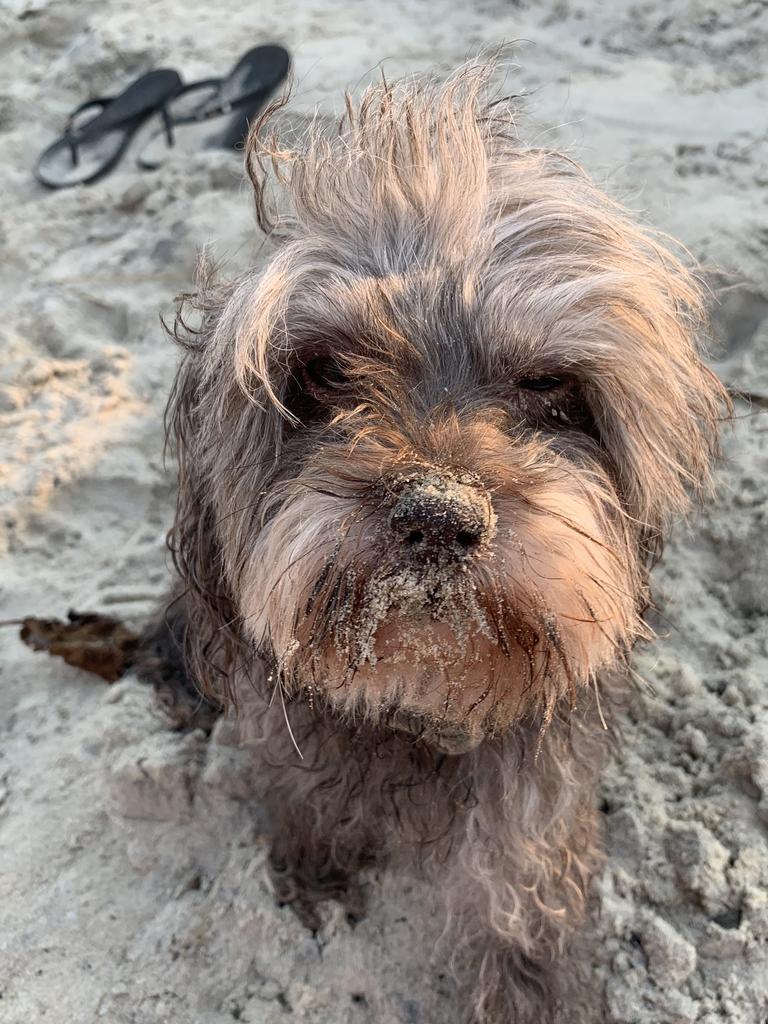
236 434 643 751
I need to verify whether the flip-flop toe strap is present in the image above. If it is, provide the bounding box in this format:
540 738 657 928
63 97 113 167
159 102 176 148
190 86 270 123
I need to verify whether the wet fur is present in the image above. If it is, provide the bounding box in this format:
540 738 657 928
142 62 728 1022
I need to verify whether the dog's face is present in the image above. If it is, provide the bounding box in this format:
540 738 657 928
171 66 727 752
234 289 642 753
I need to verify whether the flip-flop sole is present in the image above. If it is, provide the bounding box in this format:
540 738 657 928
35 68 183 188
136 45 290 170
136 83 221 170
36 129 133 188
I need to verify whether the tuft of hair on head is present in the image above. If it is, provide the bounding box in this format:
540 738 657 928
245 57 518 248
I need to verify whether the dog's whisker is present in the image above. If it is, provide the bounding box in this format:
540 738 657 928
278 674 304 760
590 674 609 731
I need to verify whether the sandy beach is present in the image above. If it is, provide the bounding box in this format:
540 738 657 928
1 1 767 1021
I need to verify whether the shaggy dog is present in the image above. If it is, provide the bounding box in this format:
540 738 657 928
143 63 728 1022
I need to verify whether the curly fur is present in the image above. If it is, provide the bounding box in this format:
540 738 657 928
144 60 729 1022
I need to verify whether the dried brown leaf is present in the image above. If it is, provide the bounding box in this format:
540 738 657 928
18 610 139 683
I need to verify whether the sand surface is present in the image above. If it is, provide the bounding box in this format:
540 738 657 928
1 1 767 1021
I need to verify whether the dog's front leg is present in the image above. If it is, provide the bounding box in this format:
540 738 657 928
256 737 375 932
453 859 581 1024
447 785 600 1023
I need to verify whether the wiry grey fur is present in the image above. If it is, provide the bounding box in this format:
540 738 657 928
147 61 729 1022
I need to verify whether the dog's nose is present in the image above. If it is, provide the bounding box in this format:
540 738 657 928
389 473 494 556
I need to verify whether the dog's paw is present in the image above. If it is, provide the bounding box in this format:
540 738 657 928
266 855 324 932
340 878 368 927
267 849 366 933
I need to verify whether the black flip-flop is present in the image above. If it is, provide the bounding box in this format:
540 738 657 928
137 45 290 170
35 69 184 189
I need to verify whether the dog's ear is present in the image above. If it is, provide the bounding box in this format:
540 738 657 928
490 154 732 561
162 241 303 705
164 272 244 707
574 254 732 563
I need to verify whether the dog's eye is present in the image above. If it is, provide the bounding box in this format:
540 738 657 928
301 356 349 392
518 375 563 391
